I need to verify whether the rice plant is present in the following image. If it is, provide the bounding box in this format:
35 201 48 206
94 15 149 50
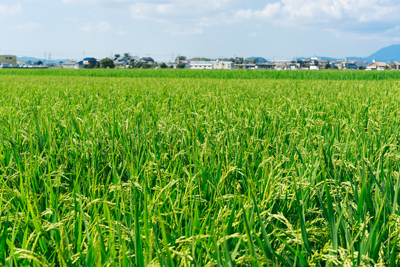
1 68 400 80
0 74 399 266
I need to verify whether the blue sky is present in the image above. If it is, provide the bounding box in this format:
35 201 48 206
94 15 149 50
1 0 400 62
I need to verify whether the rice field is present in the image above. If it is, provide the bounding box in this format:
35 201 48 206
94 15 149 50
0 71 400 266
2 68 400 80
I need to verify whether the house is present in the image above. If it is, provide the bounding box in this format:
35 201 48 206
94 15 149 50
301 58 319 69
317 60 330 69
214 60 234 69
75 61 85 69
288 59 303 69
129 56 141 64
62 62 77 69
256 63 275 69
244 64 257 69
114 56 129 67
34 60 43 66
0 55 17 66
83 57 97 68
391 62 400 70
141 57 154 63
368 59 390 70
190 61 214 69
274 63 289 70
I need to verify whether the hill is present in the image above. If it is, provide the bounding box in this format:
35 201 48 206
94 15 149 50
363 44 400 62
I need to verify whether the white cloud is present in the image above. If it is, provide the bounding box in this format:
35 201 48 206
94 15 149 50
233 0 400 42
235 0 400 24
15 22 41 30
80 21 111 32
116 30 128 35
0 4 22 17
129 0 233 35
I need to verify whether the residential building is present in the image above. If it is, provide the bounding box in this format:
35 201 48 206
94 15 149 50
302 58 319 68
391 62 400 70
62 62 77 69
368 59 390 70
129 56 141 65
83 57 97 68
141 57 154 63
214 60 234 69
332 59 368 70
318 60 330 69
114 56 130 67
274 63 289 70
0 55 17 66
190 61 214 69
75 61 85 69
256 63 275 69
243 64 257 69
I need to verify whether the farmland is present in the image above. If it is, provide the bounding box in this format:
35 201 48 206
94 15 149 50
0 70 400 266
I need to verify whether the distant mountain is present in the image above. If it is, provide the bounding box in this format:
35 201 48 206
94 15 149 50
362 44 400 63
299 44 400 63
18 56 72 63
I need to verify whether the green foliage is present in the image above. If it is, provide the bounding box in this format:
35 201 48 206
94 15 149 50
160 62 168 69
1 73 400 266
99 58 115 69
3 68 400 80
177 62 186 69
136 61 143 68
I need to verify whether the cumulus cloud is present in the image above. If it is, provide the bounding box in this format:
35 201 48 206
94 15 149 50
15 22 41 30
235 0 400 24
233 0 400 42
129 0 233 35
0 4 22 17
80 21 111 32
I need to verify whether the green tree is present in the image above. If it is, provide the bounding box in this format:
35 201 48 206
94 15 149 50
100 58 115 69
129 61 135 68
160 62 168 69
235 58 243 64
177 63 186 69
136 61 143 68
114 54 120 59
169 65 174 69
359 66 366 70
252 58 258 64
176 56 186 61
124 53 131 60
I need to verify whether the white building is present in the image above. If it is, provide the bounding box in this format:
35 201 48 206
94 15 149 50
190 61 215 69
189 60 234 70
62 62 77 69
214 60 234 69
